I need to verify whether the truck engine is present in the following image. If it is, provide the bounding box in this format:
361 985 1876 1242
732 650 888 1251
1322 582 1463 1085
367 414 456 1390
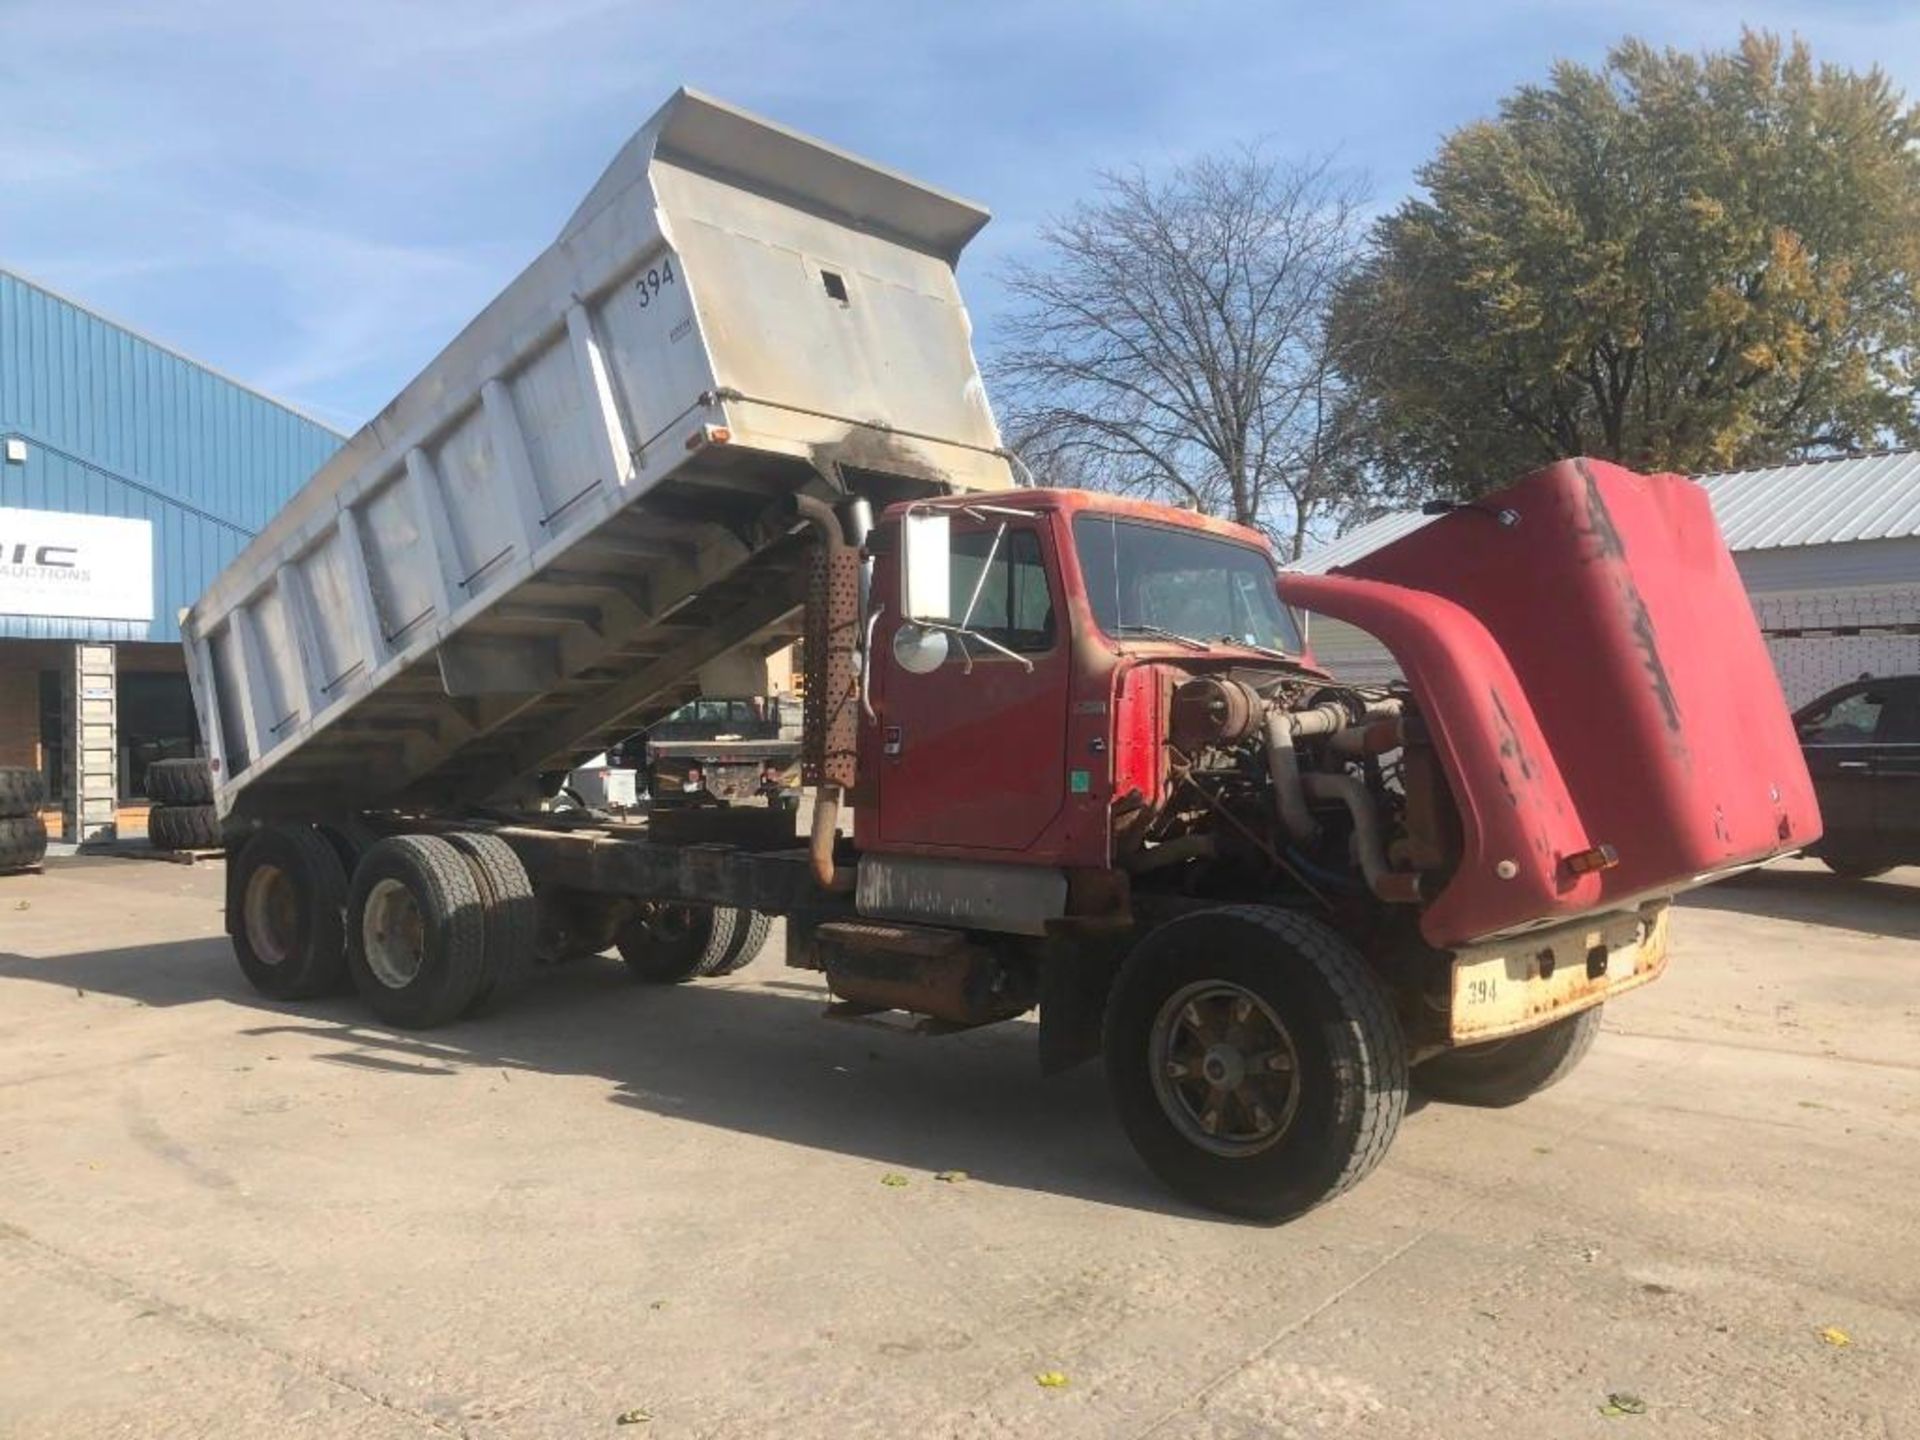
1122 670 1443 915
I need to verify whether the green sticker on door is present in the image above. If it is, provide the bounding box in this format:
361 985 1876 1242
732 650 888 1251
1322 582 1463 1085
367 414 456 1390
1069 769 1091 794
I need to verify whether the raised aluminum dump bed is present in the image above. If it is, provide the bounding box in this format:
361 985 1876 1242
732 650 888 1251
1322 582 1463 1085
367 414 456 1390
184 90 1011 822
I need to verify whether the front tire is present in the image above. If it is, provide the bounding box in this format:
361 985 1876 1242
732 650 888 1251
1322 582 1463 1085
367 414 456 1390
1104 906 1407 1223
1413 1006 1602 1107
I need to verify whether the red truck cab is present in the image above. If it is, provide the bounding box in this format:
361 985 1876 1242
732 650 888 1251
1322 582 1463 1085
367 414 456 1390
812 458 1814 1218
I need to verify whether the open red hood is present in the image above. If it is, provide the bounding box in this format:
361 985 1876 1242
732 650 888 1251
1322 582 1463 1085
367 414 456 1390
1281 458 1818 948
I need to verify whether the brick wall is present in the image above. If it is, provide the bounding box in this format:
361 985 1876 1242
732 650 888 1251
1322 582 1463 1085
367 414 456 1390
0 646 45 772
1746 584 1920 708
1767 635 1920 709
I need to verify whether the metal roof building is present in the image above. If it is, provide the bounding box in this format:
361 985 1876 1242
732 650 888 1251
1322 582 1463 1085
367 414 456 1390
1291 454 1920 708
1 267 343 839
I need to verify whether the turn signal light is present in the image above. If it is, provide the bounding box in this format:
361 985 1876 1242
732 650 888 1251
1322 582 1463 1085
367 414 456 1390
1562 843 1620 876
685 424 732 451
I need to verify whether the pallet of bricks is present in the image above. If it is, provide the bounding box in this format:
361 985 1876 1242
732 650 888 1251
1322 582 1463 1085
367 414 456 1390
145 759 219 853
0 766 48 874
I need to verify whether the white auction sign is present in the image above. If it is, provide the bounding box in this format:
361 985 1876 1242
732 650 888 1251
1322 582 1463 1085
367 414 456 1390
0 507 154 622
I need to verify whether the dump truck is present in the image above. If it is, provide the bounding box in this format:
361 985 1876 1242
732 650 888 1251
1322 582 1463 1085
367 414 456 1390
182 89 1820 1221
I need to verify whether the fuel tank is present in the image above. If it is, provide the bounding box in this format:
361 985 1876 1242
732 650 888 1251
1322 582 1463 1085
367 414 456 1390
1282 457 1818 947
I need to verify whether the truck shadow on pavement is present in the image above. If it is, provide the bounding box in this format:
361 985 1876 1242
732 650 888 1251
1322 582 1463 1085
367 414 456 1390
0 935 1244 1220
1680 866 1919 941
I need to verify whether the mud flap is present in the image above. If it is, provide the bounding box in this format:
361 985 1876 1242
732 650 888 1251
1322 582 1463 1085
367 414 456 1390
1038 922 1129 1075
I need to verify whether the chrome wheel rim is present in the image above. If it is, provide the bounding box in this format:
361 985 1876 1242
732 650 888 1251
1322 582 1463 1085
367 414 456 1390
1149 980 1301 1157
242 864 297 966
362 877 426 989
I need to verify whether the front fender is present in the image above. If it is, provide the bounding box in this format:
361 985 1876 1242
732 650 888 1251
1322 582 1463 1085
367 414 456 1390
1279 570 1606 947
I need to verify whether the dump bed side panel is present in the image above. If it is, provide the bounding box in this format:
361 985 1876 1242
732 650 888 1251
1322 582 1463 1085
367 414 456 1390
184 91 1011 822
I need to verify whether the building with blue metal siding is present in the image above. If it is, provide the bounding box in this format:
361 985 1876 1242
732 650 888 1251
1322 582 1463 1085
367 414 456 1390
0 267 342 835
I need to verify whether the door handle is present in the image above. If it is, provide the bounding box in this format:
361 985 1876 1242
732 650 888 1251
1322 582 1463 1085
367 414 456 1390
1836 760 1871 770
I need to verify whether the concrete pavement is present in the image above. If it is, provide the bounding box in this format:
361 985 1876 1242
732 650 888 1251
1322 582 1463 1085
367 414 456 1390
1 855 1915 1438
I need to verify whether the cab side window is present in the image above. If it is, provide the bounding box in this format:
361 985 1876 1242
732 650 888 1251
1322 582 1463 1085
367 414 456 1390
948 527 1056 653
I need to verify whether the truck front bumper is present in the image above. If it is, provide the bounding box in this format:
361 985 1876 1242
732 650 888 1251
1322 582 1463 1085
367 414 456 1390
1447 902 1670 1045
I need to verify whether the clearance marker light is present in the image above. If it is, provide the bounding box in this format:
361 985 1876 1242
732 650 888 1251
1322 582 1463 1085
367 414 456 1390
1563 843 1621 877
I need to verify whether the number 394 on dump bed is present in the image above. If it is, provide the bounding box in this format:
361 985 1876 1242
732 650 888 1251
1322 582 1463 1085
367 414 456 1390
183 90 1817 1221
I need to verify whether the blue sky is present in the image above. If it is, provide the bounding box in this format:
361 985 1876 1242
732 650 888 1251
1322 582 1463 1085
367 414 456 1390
7 0 1920 433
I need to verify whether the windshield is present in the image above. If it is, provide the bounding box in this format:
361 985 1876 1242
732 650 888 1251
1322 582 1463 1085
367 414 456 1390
1074 514 1303 654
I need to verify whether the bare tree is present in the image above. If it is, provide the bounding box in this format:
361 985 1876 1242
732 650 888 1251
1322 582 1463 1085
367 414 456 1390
992 149 1371 560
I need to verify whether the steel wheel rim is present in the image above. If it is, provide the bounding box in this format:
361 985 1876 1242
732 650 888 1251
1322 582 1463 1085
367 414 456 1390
637 904 700 951
1149 980 1302 1157
242 863 297 966
362 877 427 989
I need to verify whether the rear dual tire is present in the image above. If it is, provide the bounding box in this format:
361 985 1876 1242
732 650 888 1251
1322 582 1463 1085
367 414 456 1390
445 831 537 1012
345 835 490 1029
231 826 535 1028
616 904 771 983
230 825 351 999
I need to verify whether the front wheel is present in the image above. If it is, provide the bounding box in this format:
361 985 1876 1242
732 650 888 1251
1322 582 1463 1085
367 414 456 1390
1104 906 1407 1223
1413 1006 1601 1107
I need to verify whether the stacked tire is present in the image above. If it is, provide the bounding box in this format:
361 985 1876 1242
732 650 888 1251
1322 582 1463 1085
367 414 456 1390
145 758 220 851
0 767 50 874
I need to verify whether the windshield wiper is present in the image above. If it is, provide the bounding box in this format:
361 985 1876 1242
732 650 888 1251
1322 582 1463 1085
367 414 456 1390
1214 635 1294 661
1115 622 1212 651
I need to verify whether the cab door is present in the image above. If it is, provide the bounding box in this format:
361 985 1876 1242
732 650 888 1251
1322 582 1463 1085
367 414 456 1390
872 518 1069 852
1871 680 1920 859
1795 683 1887 851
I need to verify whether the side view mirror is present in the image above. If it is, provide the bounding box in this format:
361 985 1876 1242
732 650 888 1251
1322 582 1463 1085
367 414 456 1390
893 509 955 675
891 624 950 674
900 510 952 623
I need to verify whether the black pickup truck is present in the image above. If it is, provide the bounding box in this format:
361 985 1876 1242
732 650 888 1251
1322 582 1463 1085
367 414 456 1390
1794 674 1920 877
610 698 800 803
